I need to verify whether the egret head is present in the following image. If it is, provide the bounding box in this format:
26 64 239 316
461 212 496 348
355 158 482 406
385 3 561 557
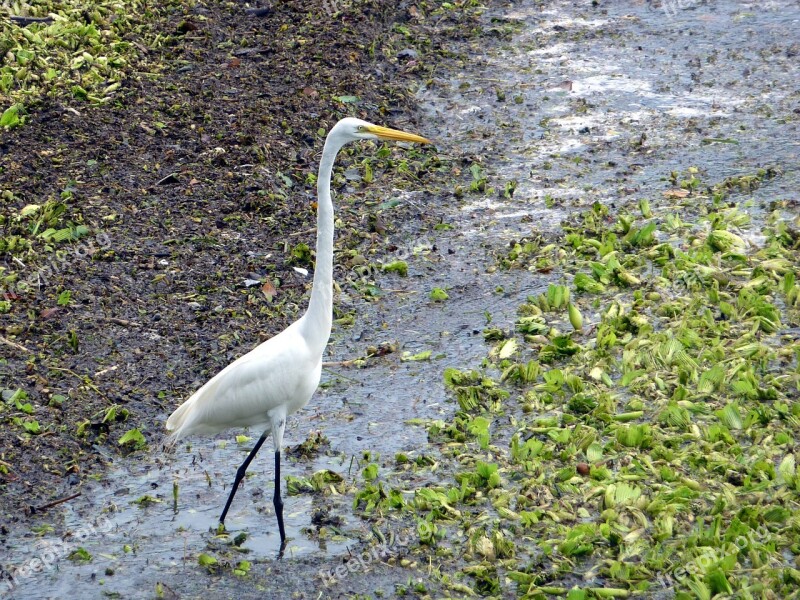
332 117 431 145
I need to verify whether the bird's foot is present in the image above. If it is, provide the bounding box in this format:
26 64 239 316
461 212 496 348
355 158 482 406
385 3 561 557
276 539 287 560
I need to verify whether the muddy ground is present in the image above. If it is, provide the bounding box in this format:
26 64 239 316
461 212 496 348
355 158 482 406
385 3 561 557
0 0 486 595
2 0 799 598
0 0 473 515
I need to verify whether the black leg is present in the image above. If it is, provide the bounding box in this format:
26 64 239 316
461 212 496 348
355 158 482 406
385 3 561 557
219 432 268 525
274 450 286 553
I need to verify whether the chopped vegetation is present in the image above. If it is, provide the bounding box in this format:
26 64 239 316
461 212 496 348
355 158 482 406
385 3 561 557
2 0 798 598
2 0 183 125
348 169 800 598
0 0 450 522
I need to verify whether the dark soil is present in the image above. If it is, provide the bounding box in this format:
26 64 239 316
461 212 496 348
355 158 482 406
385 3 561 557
0 0 479 527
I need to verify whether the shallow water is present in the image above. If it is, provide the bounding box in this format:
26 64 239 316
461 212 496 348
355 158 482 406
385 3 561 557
1 201 541 598
419 0 798 227
3 1 799 597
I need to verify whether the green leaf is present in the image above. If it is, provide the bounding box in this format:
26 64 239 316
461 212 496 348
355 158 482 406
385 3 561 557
22 420 41 434
697 364 725 394
401 350 432 362
382 260 408 277
616 424 651 448
430 287 449 302
658 403 691 429
619 369 646 387
286 475 314 496
71 85 89 100
568 303 583 330
607 482 641 506
68 547 92 562
707 229 744 252
118 428 147 449
715 404 743 430
467 416 490 449
310 469 343 490
516 316 548 334
475 461 499 488
333 95 360 104
290 242 312 265
778 455 796 486
498 338 517 359
763 506 791 523
14 395 34 414
57 290 72 306
378 198 402 210
0 104 24 128
363 464 378 481
566 588 587 600
707 569 732 594
131 494 161 506
49 394 67 407
686 579 711 600
586 443 603 462
574 272 606 294
234 560 251 576
198 553 217 567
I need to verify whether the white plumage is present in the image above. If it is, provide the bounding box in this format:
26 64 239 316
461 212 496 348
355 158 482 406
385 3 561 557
165 118 430 550
167 321 320 439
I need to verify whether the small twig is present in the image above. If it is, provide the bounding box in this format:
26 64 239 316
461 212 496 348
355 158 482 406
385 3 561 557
321 359 361 368
101 316 143 328
49 367 105 397
94 365 118 378
0 335 32 354
9 15 54 25
232 47 273 56
31 492 81 514
321 367 362 384
288 227 316 237
156 173 180 186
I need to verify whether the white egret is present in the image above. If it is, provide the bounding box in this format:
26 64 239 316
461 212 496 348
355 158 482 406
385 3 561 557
166 117 430 551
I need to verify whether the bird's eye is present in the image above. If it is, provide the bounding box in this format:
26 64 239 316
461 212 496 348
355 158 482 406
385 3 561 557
357 126 366 132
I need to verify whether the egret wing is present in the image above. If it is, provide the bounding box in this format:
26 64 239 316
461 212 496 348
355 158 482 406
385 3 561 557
166 326 320 440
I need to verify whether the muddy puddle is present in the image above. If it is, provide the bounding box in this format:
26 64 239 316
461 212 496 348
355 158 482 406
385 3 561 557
2 241 541 598
3 1 799 598
419 0 798 231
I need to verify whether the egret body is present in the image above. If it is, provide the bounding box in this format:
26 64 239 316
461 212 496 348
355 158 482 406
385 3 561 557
166 118 430 550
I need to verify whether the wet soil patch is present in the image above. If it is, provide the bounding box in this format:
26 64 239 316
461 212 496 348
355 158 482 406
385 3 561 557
0 0 486 533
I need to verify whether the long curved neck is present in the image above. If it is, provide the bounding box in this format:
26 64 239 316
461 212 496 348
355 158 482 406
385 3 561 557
300 134 344 354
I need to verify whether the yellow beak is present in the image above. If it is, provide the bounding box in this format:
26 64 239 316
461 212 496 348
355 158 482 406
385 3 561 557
366 125 431 144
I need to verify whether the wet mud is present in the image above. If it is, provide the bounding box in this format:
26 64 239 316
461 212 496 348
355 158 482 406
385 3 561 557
2 0 798 598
